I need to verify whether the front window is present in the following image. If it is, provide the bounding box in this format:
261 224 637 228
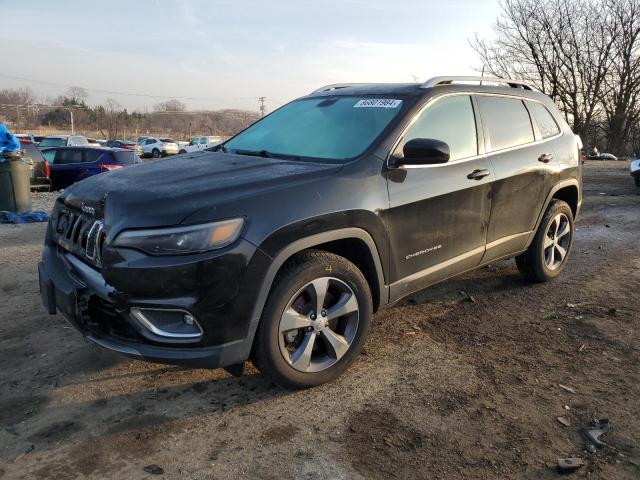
224 96 405 162
400 95 478 161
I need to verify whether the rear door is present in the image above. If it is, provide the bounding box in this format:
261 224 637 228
476 95 560 262
385 94 493 299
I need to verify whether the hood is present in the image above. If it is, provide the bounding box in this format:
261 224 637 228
61 151 341 233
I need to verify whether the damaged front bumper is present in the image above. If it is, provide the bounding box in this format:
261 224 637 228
38 239 266 369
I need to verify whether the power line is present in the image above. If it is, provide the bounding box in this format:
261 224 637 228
0 73 260 102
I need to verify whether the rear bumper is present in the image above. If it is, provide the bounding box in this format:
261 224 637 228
38 241 264 369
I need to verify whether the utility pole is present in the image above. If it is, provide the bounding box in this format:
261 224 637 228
67 108 75 135
258 97 266 117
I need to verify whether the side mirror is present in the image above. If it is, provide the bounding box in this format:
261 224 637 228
393 138 450 166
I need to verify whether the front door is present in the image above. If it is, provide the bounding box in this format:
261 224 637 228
385 94 493 300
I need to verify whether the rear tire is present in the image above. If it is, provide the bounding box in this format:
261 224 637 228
252 250 372 389
152 149 160 158
516 199 574 282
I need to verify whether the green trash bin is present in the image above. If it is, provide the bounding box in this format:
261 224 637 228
0 151 32 213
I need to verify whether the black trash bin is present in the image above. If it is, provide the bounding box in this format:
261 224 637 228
0 151 32 213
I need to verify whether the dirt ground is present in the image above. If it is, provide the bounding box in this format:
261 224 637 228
1 161 639 479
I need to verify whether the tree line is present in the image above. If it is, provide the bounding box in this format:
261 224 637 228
0 87 260 141
473 0 640 156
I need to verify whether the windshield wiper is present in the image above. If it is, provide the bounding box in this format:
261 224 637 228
232 149 274 158
231 149 303 161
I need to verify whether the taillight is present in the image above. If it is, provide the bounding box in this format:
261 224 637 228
44 161 50 179
100 164 124 171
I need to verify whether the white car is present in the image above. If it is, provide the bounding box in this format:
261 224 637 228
178 136 224 154
141 137 179 158
631 159 640 187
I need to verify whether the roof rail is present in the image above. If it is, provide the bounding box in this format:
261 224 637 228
421 76 534 91
311 83 374 94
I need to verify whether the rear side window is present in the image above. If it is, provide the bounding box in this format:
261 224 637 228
55 149 84 164
526 101 561 139
477 96 534 151
160 138 174 143
402 95 477 161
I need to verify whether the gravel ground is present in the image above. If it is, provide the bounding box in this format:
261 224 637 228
0 161 638 479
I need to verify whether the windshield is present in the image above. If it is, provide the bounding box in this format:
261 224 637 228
224 96 404 161
39 138 66 147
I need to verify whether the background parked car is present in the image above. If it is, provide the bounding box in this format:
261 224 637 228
41 146 142 190
18 138 49 187
38 135 89 148
630 159 640 186
178 135 224 154
140 137 178 158
87 138 107 147
15 134 36 144
105 139 143 156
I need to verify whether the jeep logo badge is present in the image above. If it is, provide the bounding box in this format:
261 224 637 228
82 205 96 216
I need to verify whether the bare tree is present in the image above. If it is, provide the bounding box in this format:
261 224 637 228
153 99 186 112
65 86 89 104
601 0 640 154
472 0 617 145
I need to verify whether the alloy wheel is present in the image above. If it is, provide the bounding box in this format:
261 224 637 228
543 213 571 270
278 277 359 373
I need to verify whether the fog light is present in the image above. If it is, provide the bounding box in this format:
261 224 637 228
130 308 203 339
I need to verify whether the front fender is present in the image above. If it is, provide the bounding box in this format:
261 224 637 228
234 219 389 363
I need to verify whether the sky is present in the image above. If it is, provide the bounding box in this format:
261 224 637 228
0 0 501 113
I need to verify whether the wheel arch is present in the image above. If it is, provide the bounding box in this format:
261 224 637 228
526 179 580 248
551 184 579 218
241 228 389 361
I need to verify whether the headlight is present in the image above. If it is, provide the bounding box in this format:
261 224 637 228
113 218 244 255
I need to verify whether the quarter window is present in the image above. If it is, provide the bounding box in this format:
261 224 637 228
477 96 534 151
401 95 477 161
526 101 561 139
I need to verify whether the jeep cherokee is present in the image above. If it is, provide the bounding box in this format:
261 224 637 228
39 76 582 388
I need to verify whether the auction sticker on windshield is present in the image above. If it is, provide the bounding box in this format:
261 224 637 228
354 99 402 108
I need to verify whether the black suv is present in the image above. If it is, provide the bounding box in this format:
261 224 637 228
39 76 582 388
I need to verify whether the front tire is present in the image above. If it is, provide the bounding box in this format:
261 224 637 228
516 199 574 282
252 250 372 389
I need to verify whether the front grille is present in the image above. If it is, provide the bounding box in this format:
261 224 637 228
54 209 106 267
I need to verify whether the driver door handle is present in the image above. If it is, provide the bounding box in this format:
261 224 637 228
467 168 490 180
538 153 553 163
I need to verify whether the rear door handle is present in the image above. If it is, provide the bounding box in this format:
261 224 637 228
538 153 553 163
467 168 490 180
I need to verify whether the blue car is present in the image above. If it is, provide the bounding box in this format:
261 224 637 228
41 146 142 191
